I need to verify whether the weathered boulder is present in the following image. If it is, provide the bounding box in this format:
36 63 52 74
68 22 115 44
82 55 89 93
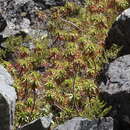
100 55 130 130
54 117 114 130
105 8 130 55
0 65 17 130
18 116 52 130
0 0 84 39
0 0 48 38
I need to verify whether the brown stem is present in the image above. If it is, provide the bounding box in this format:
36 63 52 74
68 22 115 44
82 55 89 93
60 17 85 32
72 72 79 112
30 88 36 116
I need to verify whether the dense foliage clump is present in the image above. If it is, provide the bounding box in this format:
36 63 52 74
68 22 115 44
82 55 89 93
0 0 129 128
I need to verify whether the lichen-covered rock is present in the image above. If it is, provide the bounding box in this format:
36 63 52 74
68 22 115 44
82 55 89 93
18 116 52 130
54 117 114 130
0 0 74 38
100 55 130 130
0 0 84 39
100 55 130 94
0 65 17 130
105 8 130 55
0 0 45 38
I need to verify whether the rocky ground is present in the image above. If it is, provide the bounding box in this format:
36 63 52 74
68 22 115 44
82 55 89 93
1 0 130 130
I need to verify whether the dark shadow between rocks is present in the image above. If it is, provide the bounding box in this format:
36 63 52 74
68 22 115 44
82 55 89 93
0 14 7 32
0 94 9 130
33 0 66 9
14 31 28 39
100 91 130 130
0 35 7 44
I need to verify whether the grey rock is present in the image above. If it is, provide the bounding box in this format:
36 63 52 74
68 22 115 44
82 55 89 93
100 55 130 130
0 0 47 38
67 0 85 5
54 117 113 130
105 8 130 55
54 117 88 130
28 29 48 38
18 116 52 130
22 42 35 50
100 55 130 94
0 0 84 39
0 65 17 130
0 65 13 85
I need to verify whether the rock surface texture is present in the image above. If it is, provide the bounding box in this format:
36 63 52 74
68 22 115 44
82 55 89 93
54 117 114 130
0 0 83 40
100 55 130 130
18 116 52 130
0 65 16 130
105 8 130 55
0 0 48 38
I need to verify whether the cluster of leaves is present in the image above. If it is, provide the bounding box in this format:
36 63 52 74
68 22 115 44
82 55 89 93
0 0 128 128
